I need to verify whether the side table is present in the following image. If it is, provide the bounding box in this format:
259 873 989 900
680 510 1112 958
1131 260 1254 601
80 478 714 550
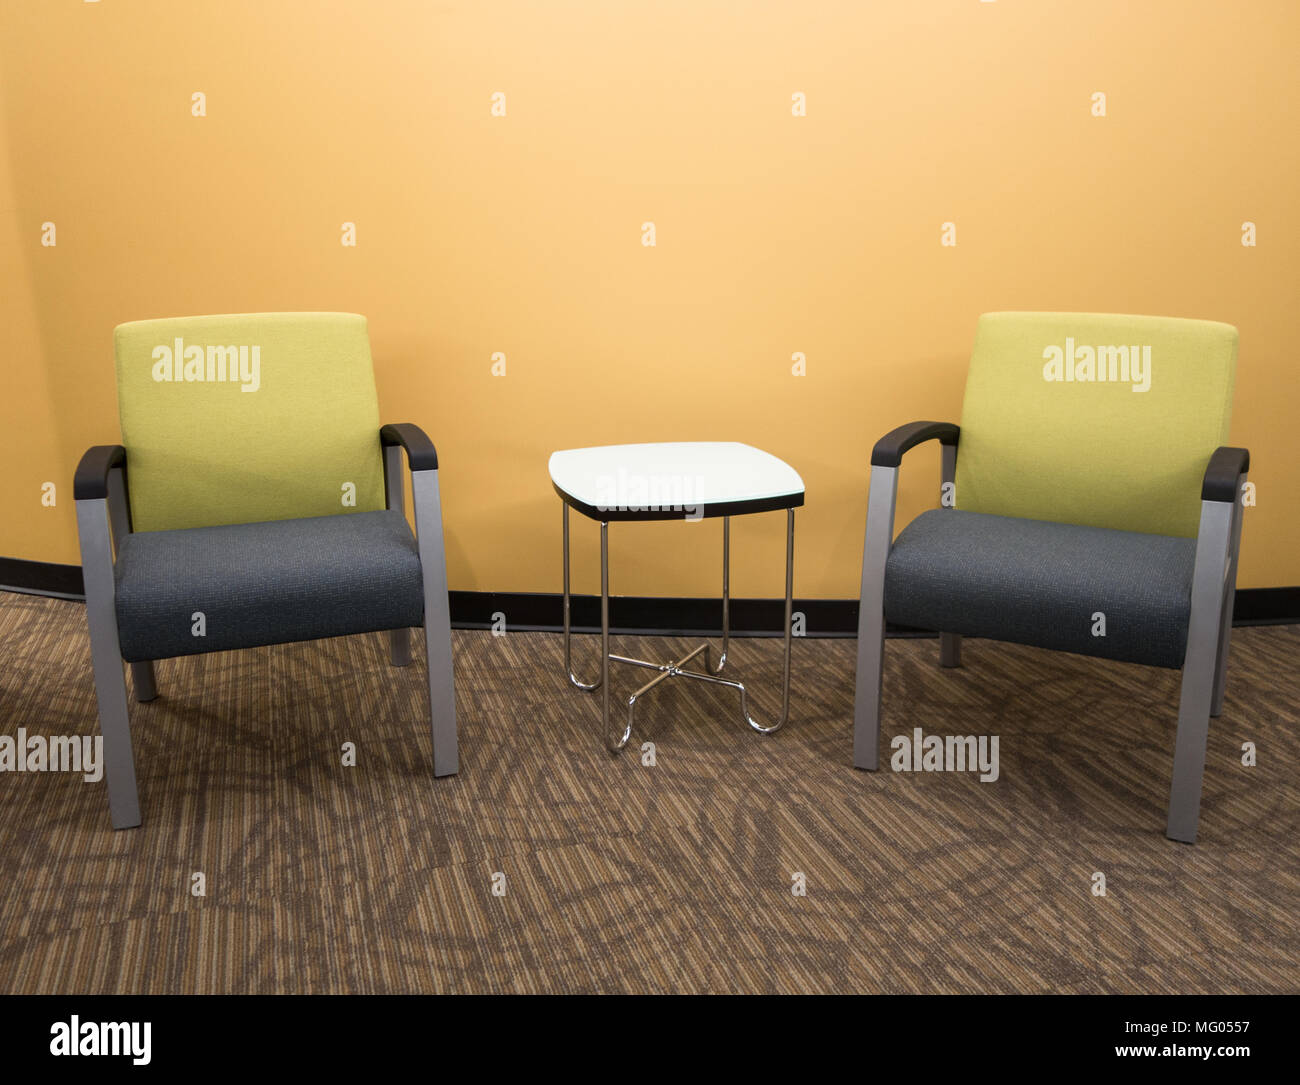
548 441 805 751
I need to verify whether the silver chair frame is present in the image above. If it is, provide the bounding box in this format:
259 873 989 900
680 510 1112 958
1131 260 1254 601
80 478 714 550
562 502 794 752
384 443 459 780
76 437 458 830
851 441 1246 844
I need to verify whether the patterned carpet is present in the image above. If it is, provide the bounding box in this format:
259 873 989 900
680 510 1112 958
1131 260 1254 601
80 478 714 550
0 591 1297 994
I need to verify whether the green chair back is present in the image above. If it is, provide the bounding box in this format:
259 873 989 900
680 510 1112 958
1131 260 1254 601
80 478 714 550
113 312 386 533
954 312 1237 537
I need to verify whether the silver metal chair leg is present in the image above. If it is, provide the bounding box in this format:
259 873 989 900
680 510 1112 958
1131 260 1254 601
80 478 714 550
853 465 899 770
563 502 601 691
1210 472 1245 717
1167 497 1235 843
130 661 158 703
76 497 142 830
411 470 458 777
937 443 962 669
383 445 415 669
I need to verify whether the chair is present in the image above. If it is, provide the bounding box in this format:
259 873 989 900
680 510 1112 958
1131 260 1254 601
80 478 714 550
852 312 1248 843
74 312 458 829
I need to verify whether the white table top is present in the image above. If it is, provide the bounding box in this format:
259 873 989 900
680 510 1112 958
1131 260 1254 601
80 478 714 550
549 441 804 521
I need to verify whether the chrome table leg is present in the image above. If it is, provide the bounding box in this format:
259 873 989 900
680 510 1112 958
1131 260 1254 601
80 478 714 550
674 508 793 735
563 501 601 691
561 503 795 749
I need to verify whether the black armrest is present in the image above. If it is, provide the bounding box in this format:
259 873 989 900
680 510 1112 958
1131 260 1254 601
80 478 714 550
380 423 438 471
1202 446 1249 503
73 445 126 501
870 421 960 468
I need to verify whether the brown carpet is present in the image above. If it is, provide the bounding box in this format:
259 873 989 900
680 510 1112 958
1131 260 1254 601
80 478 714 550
0 591 1297 994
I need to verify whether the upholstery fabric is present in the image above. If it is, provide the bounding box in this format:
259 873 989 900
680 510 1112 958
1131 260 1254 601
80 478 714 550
114 312 387 532
114 510 424 662
953 312 1236 538
884 509 1197 669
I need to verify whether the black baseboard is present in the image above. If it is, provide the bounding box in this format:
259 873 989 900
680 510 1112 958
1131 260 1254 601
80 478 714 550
0 557 86 598
1229 586 1300 625
448 588 1300 636
448 591 874 637
4 556 1298 636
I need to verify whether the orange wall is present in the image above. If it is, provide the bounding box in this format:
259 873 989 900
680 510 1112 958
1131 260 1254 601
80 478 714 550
1 0 1295 598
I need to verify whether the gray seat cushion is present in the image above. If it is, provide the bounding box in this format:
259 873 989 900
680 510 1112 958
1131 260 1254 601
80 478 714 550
114 510 424 662
884 509 1197 669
